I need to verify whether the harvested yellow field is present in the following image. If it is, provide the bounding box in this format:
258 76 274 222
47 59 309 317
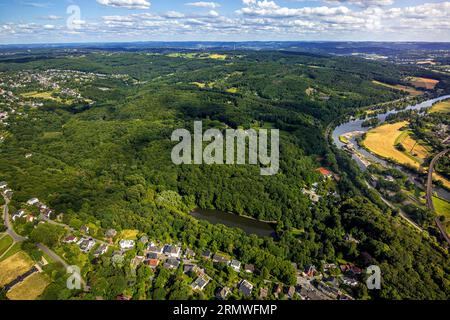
434 173 450 190
226 87 238 93
363 121 421 168
372 80 422 96
0 251 34 286
406 77 439 90
429 99 450 114
7 273 50 300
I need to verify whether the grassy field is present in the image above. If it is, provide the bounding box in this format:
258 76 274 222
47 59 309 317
395 130 430 164
406 77 440 90
433 196 450 234
372 80 423 96
0 242 22 262
339 135 349 144
429 99 450 114
7 273 50 300
21 91 63 102
0 234 13 256
0 251 34 286
119 229 139 240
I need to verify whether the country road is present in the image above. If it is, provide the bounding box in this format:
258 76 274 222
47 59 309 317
426 149 450 246
2 198 27 242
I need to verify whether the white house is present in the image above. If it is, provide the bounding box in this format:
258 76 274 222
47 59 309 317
230 259 241 273
0 181 7 189
163 245 181 258
27 198 39 206
12 209 26 221
119 239 135 250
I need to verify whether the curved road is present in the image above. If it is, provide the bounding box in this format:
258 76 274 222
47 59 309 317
426 149 450 246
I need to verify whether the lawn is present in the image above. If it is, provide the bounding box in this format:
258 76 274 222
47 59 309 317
0 234 13 256
433 196 450 234
7 273 50 300
0 251 34 286
429 99 450 114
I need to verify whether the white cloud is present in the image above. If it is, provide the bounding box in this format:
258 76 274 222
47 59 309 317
96 0 151 9
186 2 221 9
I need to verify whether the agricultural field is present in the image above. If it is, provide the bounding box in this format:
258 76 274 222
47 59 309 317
429 99 450 113
406 77 440 90
372 80 423 96
362 121 422 168
433 196 450 234
0 251 34 286
6 273 50 300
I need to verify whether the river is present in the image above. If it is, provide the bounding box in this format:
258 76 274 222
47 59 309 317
190 208 277 239
332 94 450 201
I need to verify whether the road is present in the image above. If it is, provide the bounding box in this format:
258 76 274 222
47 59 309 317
2 198 27 242
426 149 450 246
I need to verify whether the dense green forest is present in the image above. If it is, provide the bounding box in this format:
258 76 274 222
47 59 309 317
0 50 449 299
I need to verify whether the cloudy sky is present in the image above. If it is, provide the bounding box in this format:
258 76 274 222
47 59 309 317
0 0 449 44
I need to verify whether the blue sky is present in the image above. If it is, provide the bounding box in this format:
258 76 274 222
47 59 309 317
0 0 449 44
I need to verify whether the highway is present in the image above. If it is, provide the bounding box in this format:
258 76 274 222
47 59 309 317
426 149 450 246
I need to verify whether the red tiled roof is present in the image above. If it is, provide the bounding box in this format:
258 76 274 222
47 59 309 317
317 167 332 176
147 259 159 267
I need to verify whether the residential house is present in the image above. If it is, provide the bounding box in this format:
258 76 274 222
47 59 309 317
342 277 359 287
286 286 296 299
164 258 180 270
64 235 78 244
105 229 117 239
147 259 159 269
340 264 362 276
273 284 282 295
12 209 26 221
94 244 108 256
316 167 333 179
259 287 268 299
131 256 145 268
79 238 95 253
304 265 317 278
147 243 163 254
25 215 35 223
139 235 149 244
215 287 230 300
191 275 210 291
0 181 7 189
238 280 253 297
27 197 39 206
244 264 255 274
80 225 90 234
184 248 195 259
119 240 135 250
201 250 211 259
230 259 241 272
146 252 158 260
212 253 230 265
163 245 181 258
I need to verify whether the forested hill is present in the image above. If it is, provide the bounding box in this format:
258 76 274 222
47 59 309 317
0 49 448 299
